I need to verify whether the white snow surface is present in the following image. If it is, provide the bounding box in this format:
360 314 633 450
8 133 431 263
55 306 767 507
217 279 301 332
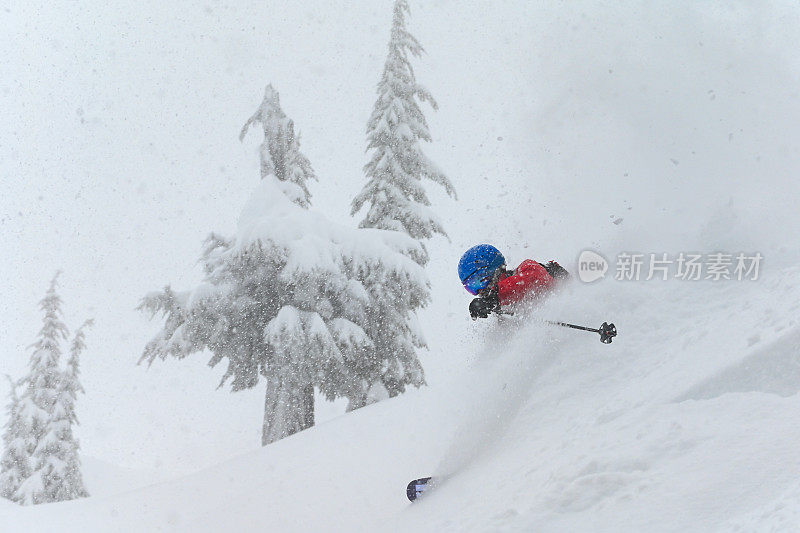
3 268 800 531
4 0 800 530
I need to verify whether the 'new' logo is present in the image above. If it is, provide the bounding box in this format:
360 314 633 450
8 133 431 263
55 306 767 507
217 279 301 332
577 250 608 283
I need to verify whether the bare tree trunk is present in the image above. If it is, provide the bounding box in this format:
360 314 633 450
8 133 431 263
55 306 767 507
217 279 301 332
262 376 315 446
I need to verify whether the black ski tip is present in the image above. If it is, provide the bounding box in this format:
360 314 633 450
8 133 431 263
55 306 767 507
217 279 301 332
407 477 433 502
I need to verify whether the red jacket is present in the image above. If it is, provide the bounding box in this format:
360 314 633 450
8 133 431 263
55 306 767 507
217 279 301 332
498 260 558 306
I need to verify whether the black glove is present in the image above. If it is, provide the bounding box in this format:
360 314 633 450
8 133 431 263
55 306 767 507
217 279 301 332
541 261 570 280
469 291 500 319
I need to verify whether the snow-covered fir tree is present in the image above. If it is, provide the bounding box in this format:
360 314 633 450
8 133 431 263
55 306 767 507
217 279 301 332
0 376 30 503
348 0 452 402
14 274 69 505
140 85 429 445
1 274 90 505
351 0 456 265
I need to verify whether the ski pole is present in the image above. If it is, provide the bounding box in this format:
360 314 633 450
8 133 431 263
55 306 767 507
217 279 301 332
497 311 617 344
546 321 617 344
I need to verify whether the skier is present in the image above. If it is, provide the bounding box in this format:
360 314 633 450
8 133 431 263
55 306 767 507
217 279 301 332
458 244 569 319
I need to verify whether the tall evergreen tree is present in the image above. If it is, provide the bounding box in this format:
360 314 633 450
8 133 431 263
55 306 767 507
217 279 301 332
0 376 30 503
351 0 456 265
141 85 428 445
349 0 453 403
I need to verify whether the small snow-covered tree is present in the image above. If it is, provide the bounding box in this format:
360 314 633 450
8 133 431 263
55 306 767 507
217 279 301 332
14 273 69 505
0 376 30 503
49 320 92 502
351 0 456 264
141 85 429 445
4 275 90 505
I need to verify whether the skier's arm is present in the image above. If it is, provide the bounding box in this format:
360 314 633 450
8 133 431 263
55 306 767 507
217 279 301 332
540 261 569 280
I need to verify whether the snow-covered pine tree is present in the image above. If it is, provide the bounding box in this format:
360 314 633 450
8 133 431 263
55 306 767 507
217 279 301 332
140 85 428 445
348 0 452 402
351 0 456 265
8 275 90 505
0 376 30 503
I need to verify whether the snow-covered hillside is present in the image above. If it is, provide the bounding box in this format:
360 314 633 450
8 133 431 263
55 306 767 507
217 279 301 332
3 266 800 531
4 0 800 530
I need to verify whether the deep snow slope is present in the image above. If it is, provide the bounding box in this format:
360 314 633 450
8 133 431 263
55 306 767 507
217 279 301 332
3 264 800 532
398 268 800 532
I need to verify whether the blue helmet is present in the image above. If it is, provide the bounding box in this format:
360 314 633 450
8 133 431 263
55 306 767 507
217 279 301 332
458 244 506 295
